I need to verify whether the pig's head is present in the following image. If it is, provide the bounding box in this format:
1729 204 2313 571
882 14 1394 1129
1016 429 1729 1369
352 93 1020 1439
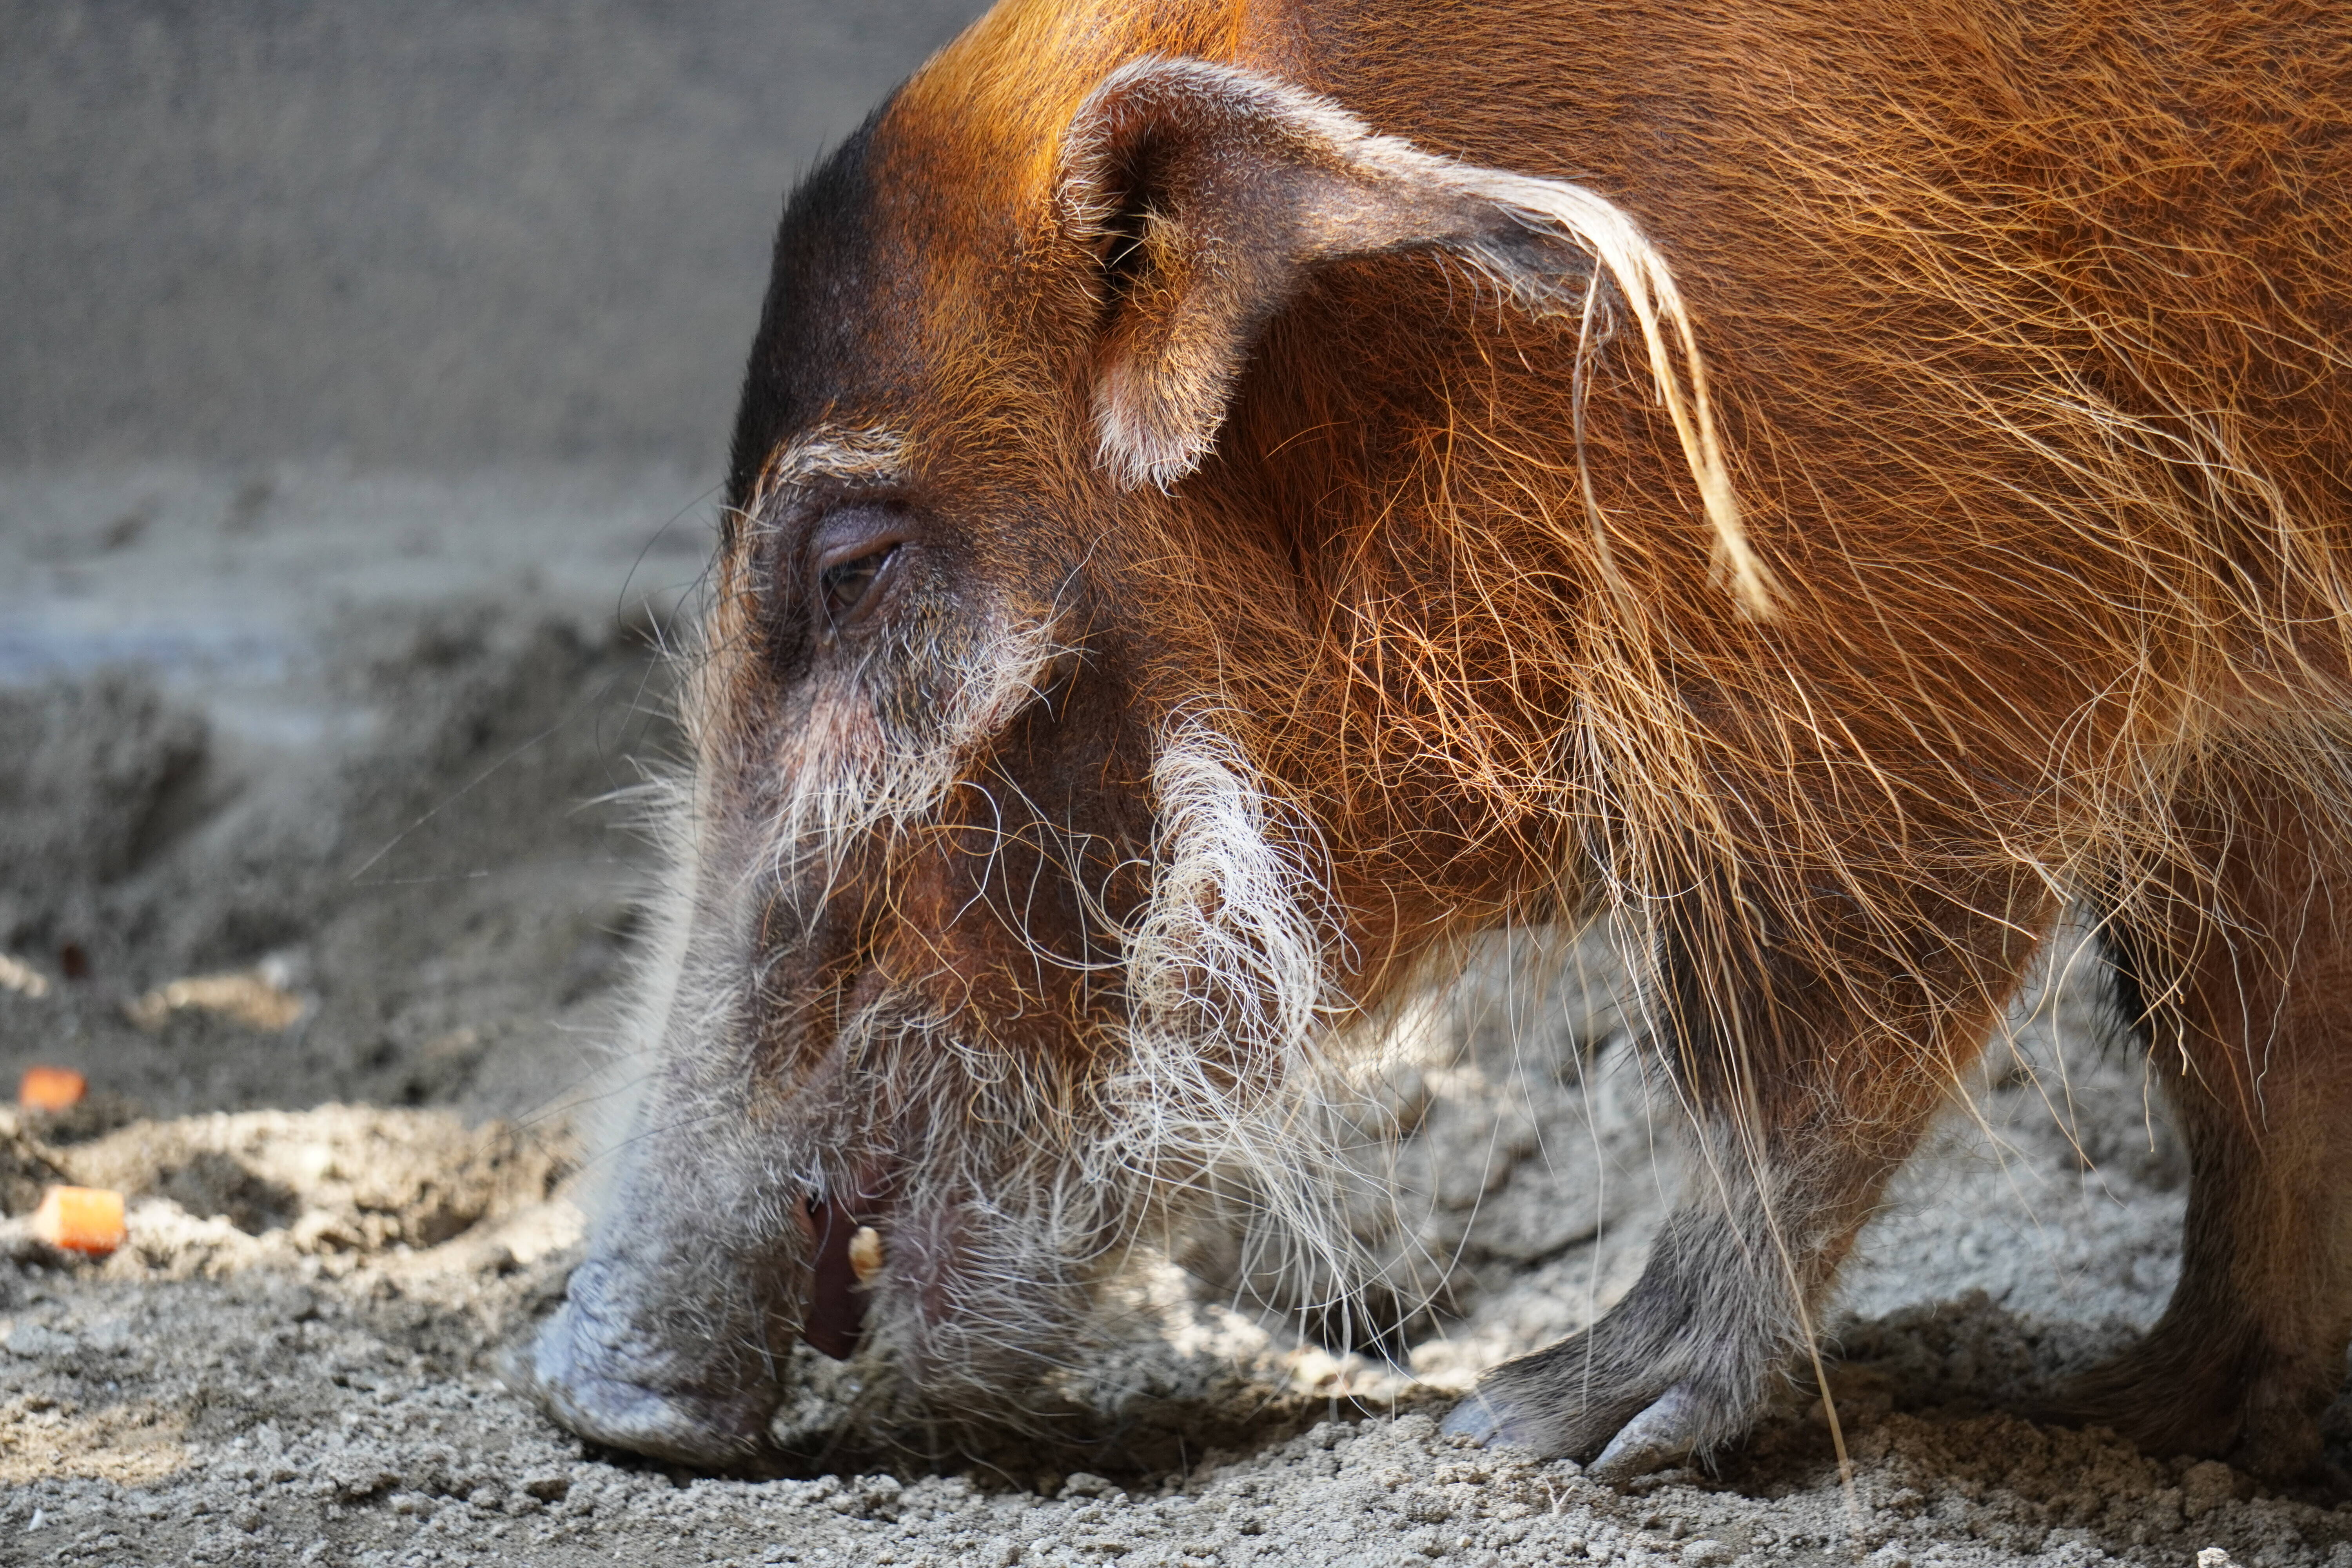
521 11 1751 1468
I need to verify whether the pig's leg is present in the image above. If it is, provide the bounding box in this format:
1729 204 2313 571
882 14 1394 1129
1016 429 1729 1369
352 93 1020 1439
2056 773 2352 1483
1445 878 2048 1474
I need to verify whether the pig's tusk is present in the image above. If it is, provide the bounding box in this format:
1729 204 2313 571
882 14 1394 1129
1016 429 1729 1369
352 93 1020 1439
848 1225 884 1286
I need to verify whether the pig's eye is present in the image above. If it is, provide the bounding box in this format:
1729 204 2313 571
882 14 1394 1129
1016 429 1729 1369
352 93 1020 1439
818 544 899 627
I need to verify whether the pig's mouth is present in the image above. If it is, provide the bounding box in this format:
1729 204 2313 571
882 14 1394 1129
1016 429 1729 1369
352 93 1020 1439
793 1185 890 1360
512 1203 893 1468
514 1179 1102 1468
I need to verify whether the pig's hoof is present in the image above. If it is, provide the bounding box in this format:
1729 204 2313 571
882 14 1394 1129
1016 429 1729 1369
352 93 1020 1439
1586 1384 1708 1480
1449 1276 1771 1475
1446 1375 1715 1479
1439 1390 1519 1446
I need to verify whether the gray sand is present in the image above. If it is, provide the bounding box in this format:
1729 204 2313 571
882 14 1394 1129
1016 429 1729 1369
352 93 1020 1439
3 465 2350 1568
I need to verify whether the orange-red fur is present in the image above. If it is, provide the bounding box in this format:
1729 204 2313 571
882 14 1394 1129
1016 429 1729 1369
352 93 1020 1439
541 0 2352 1479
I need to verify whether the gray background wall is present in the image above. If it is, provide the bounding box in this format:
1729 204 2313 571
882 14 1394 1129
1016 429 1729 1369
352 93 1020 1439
0 0 989 472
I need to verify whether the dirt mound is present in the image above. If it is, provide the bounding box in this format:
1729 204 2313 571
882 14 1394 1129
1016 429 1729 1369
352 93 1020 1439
7 1106 574 1274
0 603 675 1129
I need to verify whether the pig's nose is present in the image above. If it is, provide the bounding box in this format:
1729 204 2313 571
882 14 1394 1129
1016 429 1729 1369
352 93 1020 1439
796 1189 885 1359
513 1257 781 1467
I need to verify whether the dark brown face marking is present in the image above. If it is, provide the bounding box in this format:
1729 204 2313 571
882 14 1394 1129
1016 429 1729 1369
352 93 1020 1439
724 114 893 521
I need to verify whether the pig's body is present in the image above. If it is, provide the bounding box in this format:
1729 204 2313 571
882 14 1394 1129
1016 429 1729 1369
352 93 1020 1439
520 0 2352 1483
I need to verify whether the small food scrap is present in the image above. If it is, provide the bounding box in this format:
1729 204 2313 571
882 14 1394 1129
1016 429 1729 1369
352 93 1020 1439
32 1185 127 1256
848 1225 884 1285
125 963 305 1032
0 953 49 1000
17 1066 87 1111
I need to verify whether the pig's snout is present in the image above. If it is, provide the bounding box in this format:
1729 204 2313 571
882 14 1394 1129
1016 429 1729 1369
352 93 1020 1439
519 1147 909 1464
517 1256 785 1468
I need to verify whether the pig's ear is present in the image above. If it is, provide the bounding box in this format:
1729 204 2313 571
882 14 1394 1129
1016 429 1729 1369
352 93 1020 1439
1055 58 1768 616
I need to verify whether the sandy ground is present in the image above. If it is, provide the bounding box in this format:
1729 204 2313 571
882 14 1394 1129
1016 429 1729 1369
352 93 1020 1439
4 464 2352 1568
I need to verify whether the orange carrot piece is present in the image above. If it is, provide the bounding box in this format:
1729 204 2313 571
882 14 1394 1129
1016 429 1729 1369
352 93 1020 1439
31 1185 126 1256
17 1065 85 1111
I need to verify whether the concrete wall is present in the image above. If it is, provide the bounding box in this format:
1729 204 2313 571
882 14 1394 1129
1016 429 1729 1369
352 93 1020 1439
0 0 988 472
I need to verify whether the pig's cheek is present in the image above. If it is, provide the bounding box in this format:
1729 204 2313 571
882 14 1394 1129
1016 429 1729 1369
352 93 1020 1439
893 1205 973 1330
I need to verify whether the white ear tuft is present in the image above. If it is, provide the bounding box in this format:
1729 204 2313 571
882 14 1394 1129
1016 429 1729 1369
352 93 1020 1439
1095 344 1216 492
